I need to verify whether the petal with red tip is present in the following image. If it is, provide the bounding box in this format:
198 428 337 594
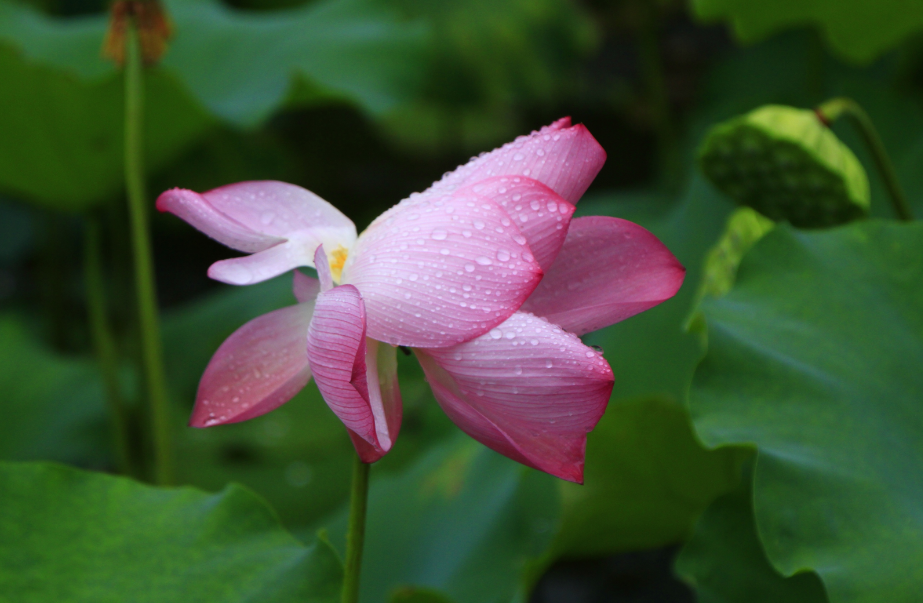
458 176 575 271
520 216 685 335
343 192 543 348
415 311 613 483
307 285 400 462
425 118 606 205
190 303 314 427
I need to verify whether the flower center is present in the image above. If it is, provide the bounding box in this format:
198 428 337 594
328 245 349 283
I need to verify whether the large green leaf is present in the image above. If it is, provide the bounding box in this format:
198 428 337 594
0 316 109 466
676 459 828 603
324 436 559 603
0 462 342 602
553 396 742 558
690 0 923 64
0 0 424 210
689 220 923 602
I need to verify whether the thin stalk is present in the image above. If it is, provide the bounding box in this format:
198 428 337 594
84 217 133 476
341 456 370 603
125 20 174 484
817 97 914 221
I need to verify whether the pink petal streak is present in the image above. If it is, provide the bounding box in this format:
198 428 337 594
415 311 614 483
520 216 685 335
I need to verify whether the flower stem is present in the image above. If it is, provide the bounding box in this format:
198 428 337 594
125 20 174 485
341 456 370 603
84 216 134 477
816 97 914 221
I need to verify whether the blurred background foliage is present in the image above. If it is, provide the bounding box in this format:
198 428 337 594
2 0 923 601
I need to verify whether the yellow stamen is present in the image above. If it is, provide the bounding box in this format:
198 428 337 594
328 245 349 283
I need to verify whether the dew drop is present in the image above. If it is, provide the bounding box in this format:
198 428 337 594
431 229 448 240
475 256 493 266
497 250 511 262
489 328 502 340
464 263 475 272
474 221 485 230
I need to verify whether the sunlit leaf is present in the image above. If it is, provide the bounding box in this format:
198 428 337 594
689 220 923 602
0 462 343 602
690 0 923 64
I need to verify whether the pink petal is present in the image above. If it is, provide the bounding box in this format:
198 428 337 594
458 176 575 271
158 182 358 285
343 191 543 348
520 216 685 336
306 285 398 461
314 244 334 292
194 180 356 244
207 242 303 286
156 188 284 253
189 303 314 427
292 270 320 304
415 311 613 483
365 338 402 452
425 118 606 205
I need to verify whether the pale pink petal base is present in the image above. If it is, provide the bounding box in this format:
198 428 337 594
190 303 315 427
293 270 320 304
520 216 686 335
424 118 606 205
344 191 543 348
208 242 303 286
307 285 400 462
415 311 614 483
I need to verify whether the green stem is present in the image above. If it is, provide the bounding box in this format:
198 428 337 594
125 21 174 485
341 456 370 603
84 216 133 477
816 97 914 221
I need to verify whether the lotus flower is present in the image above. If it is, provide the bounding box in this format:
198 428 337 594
157 118 684 482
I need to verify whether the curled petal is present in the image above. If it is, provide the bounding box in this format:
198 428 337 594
459 176 575 271
425 118 606 205
208 241 303 286
344 192 543 348
156 187 284 253
158 181 358 285
292 270 320 304
415 311 613 483
520 216 685 336
307 285 400 462
190 303 314 427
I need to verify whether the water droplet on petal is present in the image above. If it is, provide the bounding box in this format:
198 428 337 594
476 256 493 266
489 328 502 339
431 229 448 240
497 250 510 262
464 264 475 272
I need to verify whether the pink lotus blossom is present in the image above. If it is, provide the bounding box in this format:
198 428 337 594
157 118 684 482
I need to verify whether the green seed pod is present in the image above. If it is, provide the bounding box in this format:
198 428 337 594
686 207 775 332
698 105 870 228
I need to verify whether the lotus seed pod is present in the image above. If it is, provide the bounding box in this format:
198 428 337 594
686 207 775 332
698 105 870 228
